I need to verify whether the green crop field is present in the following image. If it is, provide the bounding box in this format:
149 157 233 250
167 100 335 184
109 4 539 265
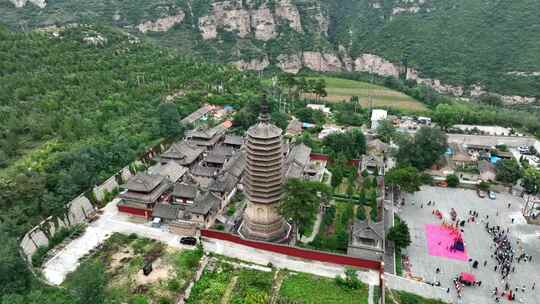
310 76 427 111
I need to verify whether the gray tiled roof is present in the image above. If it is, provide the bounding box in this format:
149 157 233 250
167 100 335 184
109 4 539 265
161 141 205 165
205 151 227 164
213 144 234 157
352 219 384 242
180 105 212 125
172 183 198 199
186 191 221 215
186 124 226 140
119 179 170 204
209 172 237 194
221 151 246 179
224 134 244 146
285 143 311 178
147 162 188 183
191 164 218 177
152 203 180 220
121 173 165 193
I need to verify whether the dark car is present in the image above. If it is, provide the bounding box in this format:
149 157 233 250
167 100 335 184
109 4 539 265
180 236 197 246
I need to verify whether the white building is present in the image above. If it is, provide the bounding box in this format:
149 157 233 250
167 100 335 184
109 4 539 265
307 104 331 115
370 109 388 130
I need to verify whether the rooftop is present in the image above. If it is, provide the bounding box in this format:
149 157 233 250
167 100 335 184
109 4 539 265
152 203 180 220
147 161 188 183
371 109 388 121
121 172 165 193
191 164 219 177
224 134 244 147
187 191 221 215
180 105 212 125
172 183 198 199
161 141 205 165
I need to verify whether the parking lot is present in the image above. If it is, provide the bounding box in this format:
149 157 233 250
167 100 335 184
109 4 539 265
401 186 540 303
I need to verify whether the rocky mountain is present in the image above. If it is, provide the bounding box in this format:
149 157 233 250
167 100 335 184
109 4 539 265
2 0 540 103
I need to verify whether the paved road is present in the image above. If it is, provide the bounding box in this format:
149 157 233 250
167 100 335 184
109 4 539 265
42 199 192 285
300 210 323 243
447 134 537 148
401 186 540 304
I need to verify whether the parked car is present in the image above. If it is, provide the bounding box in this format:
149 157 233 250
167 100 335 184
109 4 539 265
489 191 496 200
477 189 487 198
180 236 197 246
151 217 161 228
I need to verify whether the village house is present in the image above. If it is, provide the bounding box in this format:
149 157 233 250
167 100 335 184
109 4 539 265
367 139 389 156
371 109 388 130
160 141 205 168
117 173 171 218
448 143 474 168
286 119 303 136
347 219 385 261
180 104 213 126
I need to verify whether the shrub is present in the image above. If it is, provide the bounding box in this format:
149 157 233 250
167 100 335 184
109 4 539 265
446 174 459 187
31 246 49 267
335 268 362 290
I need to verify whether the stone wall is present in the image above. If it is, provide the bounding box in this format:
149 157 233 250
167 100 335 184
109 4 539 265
92 175 119 202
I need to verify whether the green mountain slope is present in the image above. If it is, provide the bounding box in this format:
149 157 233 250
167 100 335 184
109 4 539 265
1 0 540 99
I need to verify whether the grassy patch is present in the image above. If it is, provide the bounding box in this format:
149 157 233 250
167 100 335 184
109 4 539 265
64 233 202 304
230 268 274 303
309 77 427 111
279 272 369 304
386 290 447 304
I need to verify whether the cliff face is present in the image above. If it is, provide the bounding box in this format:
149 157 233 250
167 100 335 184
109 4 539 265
4 0 540 103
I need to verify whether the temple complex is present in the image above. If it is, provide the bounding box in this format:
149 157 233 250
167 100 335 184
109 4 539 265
240 96 290 242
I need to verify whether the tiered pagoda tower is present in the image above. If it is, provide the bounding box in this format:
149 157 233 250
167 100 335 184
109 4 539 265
240 96 289 242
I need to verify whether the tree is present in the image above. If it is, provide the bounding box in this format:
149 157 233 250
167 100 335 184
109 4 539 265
384 166 423 194
432 103 460 130
387 218 411 250
323 129 366 160
0 231 31 296
158 103 184 139
65 260 107 304
523 168 540 195
495 159 523 184
375 119 396 143
280 179 331 238
395 126 448 170
446 174 459 187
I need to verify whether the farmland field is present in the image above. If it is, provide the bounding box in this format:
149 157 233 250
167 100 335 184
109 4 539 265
310 76 427 111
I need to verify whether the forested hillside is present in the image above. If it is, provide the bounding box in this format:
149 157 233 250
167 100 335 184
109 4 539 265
2 0 540 99
0 25 259 302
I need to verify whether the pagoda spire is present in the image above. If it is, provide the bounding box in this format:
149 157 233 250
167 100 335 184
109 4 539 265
258 94 270 123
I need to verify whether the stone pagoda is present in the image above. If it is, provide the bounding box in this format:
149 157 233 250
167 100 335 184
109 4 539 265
240 96 290 242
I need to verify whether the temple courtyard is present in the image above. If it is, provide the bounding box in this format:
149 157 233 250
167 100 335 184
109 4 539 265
401 186 540 303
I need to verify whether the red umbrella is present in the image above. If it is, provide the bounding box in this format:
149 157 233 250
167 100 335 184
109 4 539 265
460 272 476 283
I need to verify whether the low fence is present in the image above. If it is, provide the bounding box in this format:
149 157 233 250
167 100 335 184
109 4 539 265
201 229 381 271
